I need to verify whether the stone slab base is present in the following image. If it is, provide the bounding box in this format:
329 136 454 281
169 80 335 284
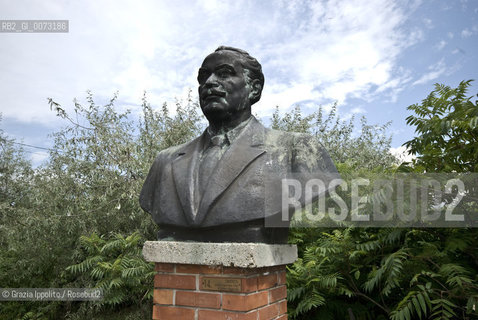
152 263 288 320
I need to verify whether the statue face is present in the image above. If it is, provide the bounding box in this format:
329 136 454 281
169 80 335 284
198 51 251 124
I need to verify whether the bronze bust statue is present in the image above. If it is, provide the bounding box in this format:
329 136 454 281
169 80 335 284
140 46 339 243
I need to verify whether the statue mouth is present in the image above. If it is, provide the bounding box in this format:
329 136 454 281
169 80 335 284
202 89 226 101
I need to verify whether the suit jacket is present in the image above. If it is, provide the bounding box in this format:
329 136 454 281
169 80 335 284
140 116 339 231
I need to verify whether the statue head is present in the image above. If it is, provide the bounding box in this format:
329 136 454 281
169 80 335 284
197 46 264 130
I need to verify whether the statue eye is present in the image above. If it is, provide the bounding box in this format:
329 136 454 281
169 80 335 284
217 70 228 78
216 67 234 78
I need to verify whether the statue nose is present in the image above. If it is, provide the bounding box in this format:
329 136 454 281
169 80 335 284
204 73 219 86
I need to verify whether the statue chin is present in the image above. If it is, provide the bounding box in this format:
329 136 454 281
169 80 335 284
202 110 235 128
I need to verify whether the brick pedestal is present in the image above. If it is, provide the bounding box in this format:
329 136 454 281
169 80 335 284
143 241 297 320
153 263 287 320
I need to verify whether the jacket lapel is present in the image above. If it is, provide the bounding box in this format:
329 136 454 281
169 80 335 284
194 118 266 225
172 135 205 225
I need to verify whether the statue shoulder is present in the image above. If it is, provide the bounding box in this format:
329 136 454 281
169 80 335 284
264 128 320 150
151 136 202 164
263 128 336 174
263 128 295 147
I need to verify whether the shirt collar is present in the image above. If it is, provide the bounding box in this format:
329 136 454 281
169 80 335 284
205 116 252 147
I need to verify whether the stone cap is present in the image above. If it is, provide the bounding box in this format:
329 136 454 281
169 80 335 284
142 241 298 268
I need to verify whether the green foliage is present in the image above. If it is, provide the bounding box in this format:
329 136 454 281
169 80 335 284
277 95 478 320
0 92 202 319
390 284 432 320
43 90 200 237
0 117 34 244
403 80 478 172
289 227 478 320
65 232 154 316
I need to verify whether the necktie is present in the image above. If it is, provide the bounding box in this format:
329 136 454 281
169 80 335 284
198 134 228 198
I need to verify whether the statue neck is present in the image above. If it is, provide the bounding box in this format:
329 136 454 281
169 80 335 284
207 112 252 136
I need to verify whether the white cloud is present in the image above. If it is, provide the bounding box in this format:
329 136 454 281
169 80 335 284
341 106 366 121
436 40 447 50
407 28 425 45
461 28 473 38
423 18 433 29
255 0 420 115
412 59 447 85
374 67 412 103
390 146 414 163
0 0 423 128
351 107 366 114
31 151 49 167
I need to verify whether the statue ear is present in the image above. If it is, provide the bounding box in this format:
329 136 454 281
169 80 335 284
249 79 262 101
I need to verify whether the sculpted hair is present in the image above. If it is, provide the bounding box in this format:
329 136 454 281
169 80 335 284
215 46 264 105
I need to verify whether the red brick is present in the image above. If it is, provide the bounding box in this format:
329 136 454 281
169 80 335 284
153 289 173 305
276 315 288 320
269 285 287 302
258 303 279 320
198 310 258 320
155 263 175 272
278 299 287 314
241 276 258 292
155 274 196 290
152 305 195 320
223 292 268 311
257 273 278 290
278 271 287 285
176 264 222 274
176 291 220 308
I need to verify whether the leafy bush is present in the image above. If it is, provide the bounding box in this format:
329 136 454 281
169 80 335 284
65 232 154 318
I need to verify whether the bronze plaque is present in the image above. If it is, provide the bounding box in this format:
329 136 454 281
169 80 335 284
201 277 242 292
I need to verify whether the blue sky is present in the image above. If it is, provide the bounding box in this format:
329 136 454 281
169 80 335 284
1 0 477 166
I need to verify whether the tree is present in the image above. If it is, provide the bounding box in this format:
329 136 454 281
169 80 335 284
0 92 203 319
280 91 478 320
404 80 478 172
0 115 34 231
